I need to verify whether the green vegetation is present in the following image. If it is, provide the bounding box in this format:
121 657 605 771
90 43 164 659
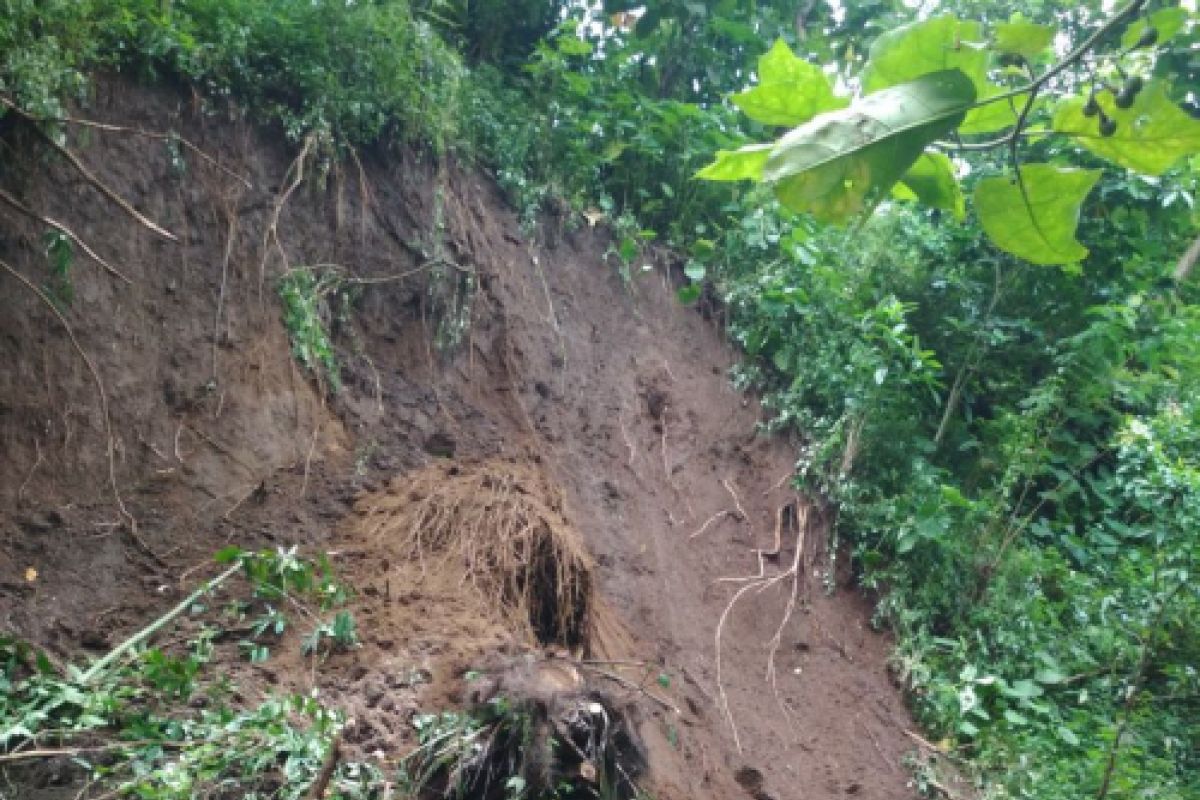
2 1 1199 799
0 549 373 799
278 268 348 391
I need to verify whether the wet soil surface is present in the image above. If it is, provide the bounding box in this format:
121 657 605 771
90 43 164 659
0 77 919 800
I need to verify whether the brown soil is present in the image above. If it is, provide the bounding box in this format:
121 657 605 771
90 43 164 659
0 77 920 800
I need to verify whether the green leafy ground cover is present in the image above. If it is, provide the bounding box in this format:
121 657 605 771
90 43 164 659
2 2 1199 798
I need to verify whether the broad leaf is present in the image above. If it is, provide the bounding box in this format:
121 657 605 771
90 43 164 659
1053 80 1200 175
993 15 1055 59
1120 7 1191 49
762 70 975 223
730 38 845 126
862 16 987 94
959 85 1022 135
893 153 964 219
695 143 771 181
862 15 1013 134
975 165 1100 266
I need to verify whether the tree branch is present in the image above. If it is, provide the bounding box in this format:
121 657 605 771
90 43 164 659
1173 234 1200 282
940 0 1147 154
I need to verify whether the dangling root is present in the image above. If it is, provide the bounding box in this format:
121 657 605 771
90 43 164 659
713 499 808 751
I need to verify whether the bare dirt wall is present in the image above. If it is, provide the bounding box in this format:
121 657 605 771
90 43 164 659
0 77 920 800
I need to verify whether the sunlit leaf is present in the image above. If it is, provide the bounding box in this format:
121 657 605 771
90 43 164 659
1035 668 1067 685
1053 81 1200 175
862 16 987 94
763 70 975 222
959 86 1022 134
993 15 1055 59
861 15 1024 134
1003 679 1044 699
975 165 1100 266
894 152 964 219
730 38 845 126
695 143 771 181
1120 7 1190 49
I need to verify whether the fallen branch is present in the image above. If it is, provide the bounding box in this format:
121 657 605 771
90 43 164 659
0 187 132 283
80 561 242 684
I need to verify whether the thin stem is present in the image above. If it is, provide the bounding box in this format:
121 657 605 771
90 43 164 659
79 563 242 684
942 0 1146 153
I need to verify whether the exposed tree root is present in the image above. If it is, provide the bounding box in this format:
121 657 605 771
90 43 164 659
722 477 748 523
688 509 732 540
0 94 252 189
351 460 615 652
712 499 807 752
0 187 132 283
34 127 178 242
258 135 316 298
211 194 242 383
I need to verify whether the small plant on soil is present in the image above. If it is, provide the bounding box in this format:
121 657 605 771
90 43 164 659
278 267 346 392
603 207 656 293
302 610 360 656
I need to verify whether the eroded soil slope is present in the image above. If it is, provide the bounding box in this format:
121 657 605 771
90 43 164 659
0 78 919 800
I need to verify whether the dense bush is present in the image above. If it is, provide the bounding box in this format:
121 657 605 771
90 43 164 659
1 0 465 149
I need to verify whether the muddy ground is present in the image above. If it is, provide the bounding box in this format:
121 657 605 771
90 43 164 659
0 77 922 800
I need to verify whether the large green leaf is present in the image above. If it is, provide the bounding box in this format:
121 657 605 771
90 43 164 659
993 15 1055 60
893 153 965 219
1052 80 1200 175
694 143 771 181
862 16 987 93
861 15 1017 134
730 38 845 126
959 84 1021 135
762 70 976 222
975 165 1100 266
